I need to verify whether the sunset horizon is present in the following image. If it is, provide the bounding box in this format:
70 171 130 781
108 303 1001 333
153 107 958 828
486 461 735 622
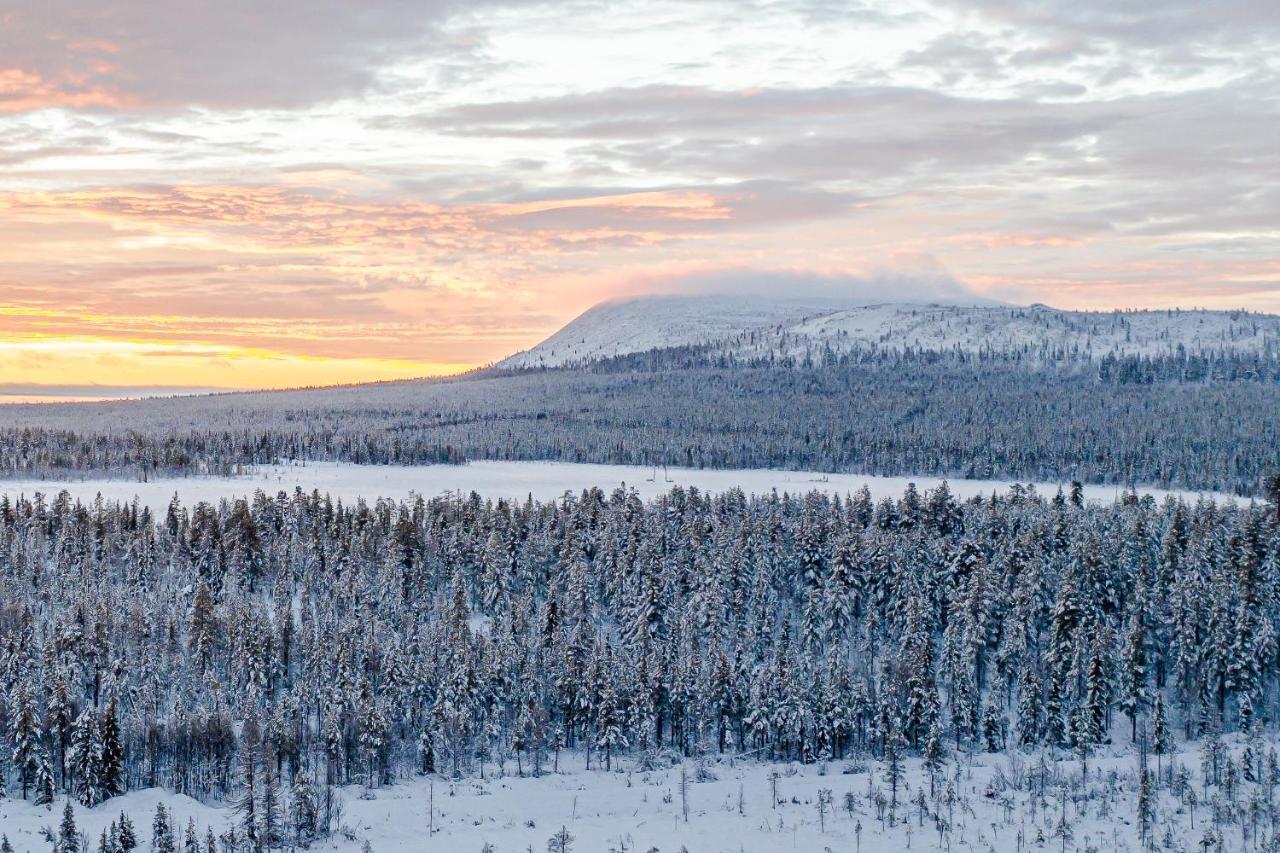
3 0 1277 393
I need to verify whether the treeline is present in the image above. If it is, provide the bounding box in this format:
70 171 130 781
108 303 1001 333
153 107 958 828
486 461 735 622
1 481 1279 826
0 426 465 480
1096 349 1280 385
535 335 1280 384
3 351 1276 494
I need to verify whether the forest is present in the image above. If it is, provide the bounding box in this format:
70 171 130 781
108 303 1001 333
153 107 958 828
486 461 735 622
0 345 1276 496
2 478 1280 850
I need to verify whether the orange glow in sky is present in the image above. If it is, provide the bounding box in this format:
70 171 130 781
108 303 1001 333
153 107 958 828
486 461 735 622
1 1 1276 394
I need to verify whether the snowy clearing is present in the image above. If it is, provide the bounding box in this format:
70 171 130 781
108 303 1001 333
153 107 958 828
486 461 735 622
0 459 1236 513
0 745 1254 853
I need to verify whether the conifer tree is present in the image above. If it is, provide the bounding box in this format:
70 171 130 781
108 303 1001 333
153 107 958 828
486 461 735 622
261 755 283 850
99 701 124 798
1137 766 1155 846
922 718 945 797
356 694 390 788
981 703 1002 752
46 674 74 790
883 727 904 827
1153 694 1170 778
1120 591 1149 741
34 750 57 806
1016 665 1042 746
68 707 105 806
152 803 175 853
59 801 80 853
10 679 43 799
235 716 261 853
118 814 137 853
289 772 320 845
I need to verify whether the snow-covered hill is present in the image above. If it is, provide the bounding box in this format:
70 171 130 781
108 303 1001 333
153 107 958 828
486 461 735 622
731 302 1280 361
498 294 865 368
500 296 1280 368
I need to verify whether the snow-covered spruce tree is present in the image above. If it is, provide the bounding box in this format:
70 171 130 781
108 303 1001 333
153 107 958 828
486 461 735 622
922 718 945 797
151 803 175 853
235 714 261 853
883 725 905 826
34 748 57 806
288 771 320 846
9 679 43 800
67 707 105 807
46 671 74 791
58 801 80 853
593 659 627 771
99 701 124 800
356 685 390 788
1016 664 1042 747
261 751 284 851
117 813 137 853
1120 581 1150 741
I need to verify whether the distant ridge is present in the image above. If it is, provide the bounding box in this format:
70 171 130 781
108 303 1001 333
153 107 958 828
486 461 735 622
498 294 866 369
500 295 1280 368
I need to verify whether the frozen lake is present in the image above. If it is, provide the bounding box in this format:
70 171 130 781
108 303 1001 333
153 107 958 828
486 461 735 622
0 459 1239 512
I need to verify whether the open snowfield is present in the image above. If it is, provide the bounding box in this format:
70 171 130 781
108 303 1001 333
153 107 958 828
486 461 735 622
0 744 1249 853
0 459 1237 513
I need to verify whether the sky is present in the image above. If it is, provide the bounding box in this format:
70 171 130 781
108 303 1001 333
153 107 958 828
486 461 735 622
1 0 1277 393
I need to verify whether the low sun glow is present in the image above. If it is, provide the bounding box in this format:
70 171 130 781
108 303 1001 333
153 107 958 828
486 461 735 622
1 1 1276 397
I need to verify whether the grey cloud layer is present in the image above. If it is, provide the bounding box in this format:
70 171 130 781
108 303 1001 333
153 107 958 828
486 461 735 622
632 266 987 304
0 0 531 110
1 0 1277 324
410 79 1277 246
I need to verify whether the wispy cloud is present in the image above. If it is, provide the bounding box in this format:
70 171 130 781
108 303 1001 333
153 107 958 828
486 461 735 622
0 0 1276 389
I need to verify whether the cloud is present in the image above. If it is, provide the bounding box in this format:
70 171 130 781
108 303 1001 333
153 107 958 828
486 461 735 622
405 78 1278 248
1 181 868 365
0 0 1278 391
940 0 1280 52
622 263 991 305
0 180 847 260
418 83 1130 185
0 382 232 398
0 1 535 112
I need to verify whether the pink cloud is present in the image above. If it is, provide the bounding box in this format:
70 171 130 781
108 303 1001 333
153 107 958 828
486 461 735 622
0 66 136 113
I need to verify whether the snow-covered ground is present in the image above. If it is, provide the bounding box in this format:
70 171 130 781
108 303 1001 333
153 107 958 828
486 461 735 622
0 745 1248 853
0 459 1237 513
